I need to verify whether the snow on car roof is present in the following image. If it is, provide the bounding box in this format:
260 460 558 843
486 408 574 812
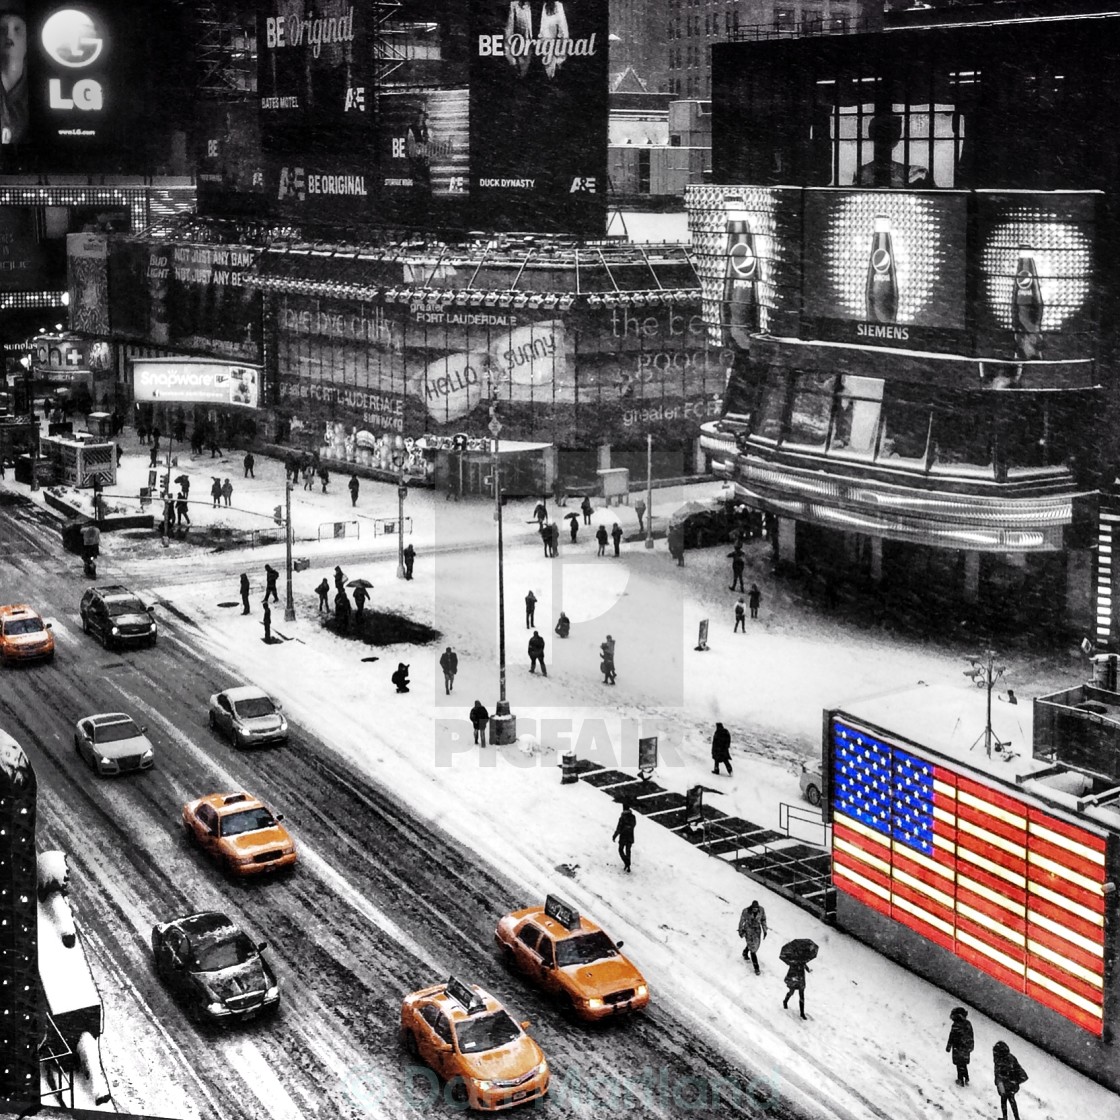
177 911 238 943
0 729 31 785
221 685 271 702
87 712 133 726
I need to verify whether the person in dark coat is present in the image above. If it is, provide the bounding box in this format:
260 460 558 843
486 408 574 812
315 578 330 612
525 590 537 629
348 473 360 507
992 1042 1027 1120
243 451 255 478
539 520 551 557
335 589 352 630
469 700 490 745
261 598 272 643
176 492 191 528
581 495 593 525
600 643 616 685
749 583 762 619
729 547 746 592
439 646 458 694
528 631 547 676
711 722 733 775
352 584 369 615
403 544 415 580
319 465 330 492
334 565 346 593
782 960 810 1019
569 516 579 543
239 573 251 615
533 498 548 526
554 611 570 638
946 1007 974 1086
610 522 623 556
210 477 222 508
734 597 746 633
548 520 560 557
668 527 685 566
391 662 410 693
738 900 768 974
634 498 646 534
264 563 280 603
149 442 159 468
612 800 636 872
595 524 609 556
221 477 233 507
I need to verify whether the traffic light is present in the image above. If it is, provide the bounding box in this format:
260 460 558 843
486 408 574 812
273 505 283 525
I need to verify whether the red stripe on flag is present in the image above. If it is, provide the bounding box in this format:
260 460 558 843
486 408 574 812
890 898 956 954
956 832 1028 881
1027 892 1105 945
956 937 1026 992
1025 950 1104 1007
835 870 892 916
955 882 1025 933
834 818 892 861
956 775 1030 821
955 912 1025 964
891 878 956 932
1029 835 1107 889
1025 978 1103 1037
956 799 1028 849
834 848 892 895
1025 924 1105 980
1028 806 1107 856
957 862 1026 905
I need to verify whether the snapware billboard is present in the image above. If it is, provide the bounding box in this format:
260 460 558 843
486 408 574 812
132 359 261 407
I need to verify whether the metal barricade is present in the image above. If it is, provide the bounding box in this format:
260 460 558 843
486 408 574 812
375 516 413 536
317 519 361 541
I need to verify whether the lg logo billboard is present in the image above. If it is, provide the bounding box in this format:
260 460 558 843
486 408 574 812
42 7 106 113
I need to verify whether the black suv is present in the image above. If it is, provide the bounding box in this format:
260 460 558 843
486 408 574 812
79 585 157 650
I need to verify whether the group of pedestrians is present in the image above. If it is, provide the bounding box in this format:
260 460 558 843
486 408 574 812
728 545 762 632
944 1007 1029 1119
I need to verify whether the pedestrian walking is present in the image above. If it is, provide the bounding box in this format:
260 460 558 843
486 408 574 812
151 429 161 454
137 420 148 445
319 465 330 492
668 527 685 566
581 495 593 525
993 1042 1027 1120
711 722 733 775
611 522 623 557
737 901 768 974
315 578 330 612
403 543 415 580
533 498 548 526
176 492 191 527
600 643 616 685
749 583 762 619
353 584 369 615
243 451 255 478
210 477 222 508
552 476 568 506
568 516 579 544
149 443 159 468
729 547 746 592
603 634 616 659
539 521 551 557
303 463 315 490
528 631 547 676
946 1007 974 1087
554 612 570 639
525 589 537 629
177 475 191 499
261 598 272 643
470 700 490 745
334 565 346 593
634 498 646 534
239 573 250 615
115 443 122 468
264 563 280 603
391 662 411 693
734 597 746 633
335 589 352 630
163 497 176 539
348 473 360 507
612 800 636 872
548 520 560 557
440 646 458 694
209 435 223 458
782 961 810 1019
221 477 233 507
596 524 608 556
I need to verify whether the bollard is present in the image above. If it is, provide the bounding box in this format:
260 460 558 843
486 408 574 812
561 749 578 785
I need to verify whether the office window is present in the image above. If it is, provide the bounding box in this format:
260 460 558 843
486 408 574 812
753 373 789 442
829 375 883 460
786 371 835 450
879 385 931 466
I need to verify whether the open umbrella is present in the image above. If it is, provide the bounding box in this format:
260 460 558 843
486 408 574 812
779 938 819 965
347 578 374 589
564 512 580 522
173 474 189 487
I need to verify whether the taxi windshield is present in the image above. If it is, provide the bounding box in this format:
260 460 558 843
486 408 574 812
220 807 276 836
454 1010 521 1054
3 618 43 636
555 931 619 967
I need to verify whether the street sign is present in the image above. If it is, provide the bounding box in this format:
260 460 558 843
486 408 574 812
695 618 709 652
638 736 658 779
488 417 502 437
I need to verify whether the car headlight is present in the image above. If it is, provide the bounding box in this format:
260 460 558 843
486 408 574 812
141 749 154 761
584 997 604 1009
636 984 648 999
206 1001 226 1016
265 983 280 1001
99 756 113 767
111 626 120 635
472 1079 493 1092
149 621 157 630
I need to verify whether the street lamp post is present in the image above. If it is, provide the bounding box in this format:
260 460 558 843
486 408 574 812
284 479 296 622
488 400 516 745
645 432 654 549
396 476 408 579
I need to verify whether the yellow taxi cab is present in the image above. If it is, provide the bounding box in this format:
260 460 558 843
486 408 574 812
400 976 549 1111
495 893 649 1021
182 791 297 877
0 604 55 664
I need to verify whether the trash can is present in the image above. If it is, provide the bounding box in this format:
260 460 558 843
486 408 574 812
561 750 579 785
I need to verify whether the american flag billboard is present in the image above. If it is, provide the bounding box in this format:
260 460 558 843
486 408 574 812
830 719 1110 1037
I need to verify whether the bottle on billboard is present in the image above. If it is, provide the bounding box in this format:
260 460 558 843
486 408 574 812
865 215 899 325
1011 246 1044 360
723 201 761 348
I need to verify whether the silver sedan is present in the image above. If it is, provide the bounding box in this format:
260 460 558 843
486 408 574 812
208 686 288 748
74 713 155 776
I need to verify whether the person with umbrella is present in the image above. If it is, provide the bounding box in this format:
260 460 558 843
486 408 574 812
352 583 370 616
174 473 190 499
946 1006 974 1086
780 938 817 1019
566 511 580 543
737 900 767 974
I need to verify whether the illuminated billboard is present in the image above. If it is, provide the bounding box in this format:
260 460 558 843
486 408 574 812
830 719 1110 1037
974 192 1097 363
469 0 608 235
132 359 261 407
802 189 968 349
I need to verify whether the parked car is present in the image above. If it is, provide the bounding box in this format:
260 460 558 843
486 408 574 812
208 686 288 748
400 976 549 1112
182 790 297 877
151 911 280 1024
73 712 154 776
800 763 823 808
495 893 649 1021
79 585 157 650
0 603 55 664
